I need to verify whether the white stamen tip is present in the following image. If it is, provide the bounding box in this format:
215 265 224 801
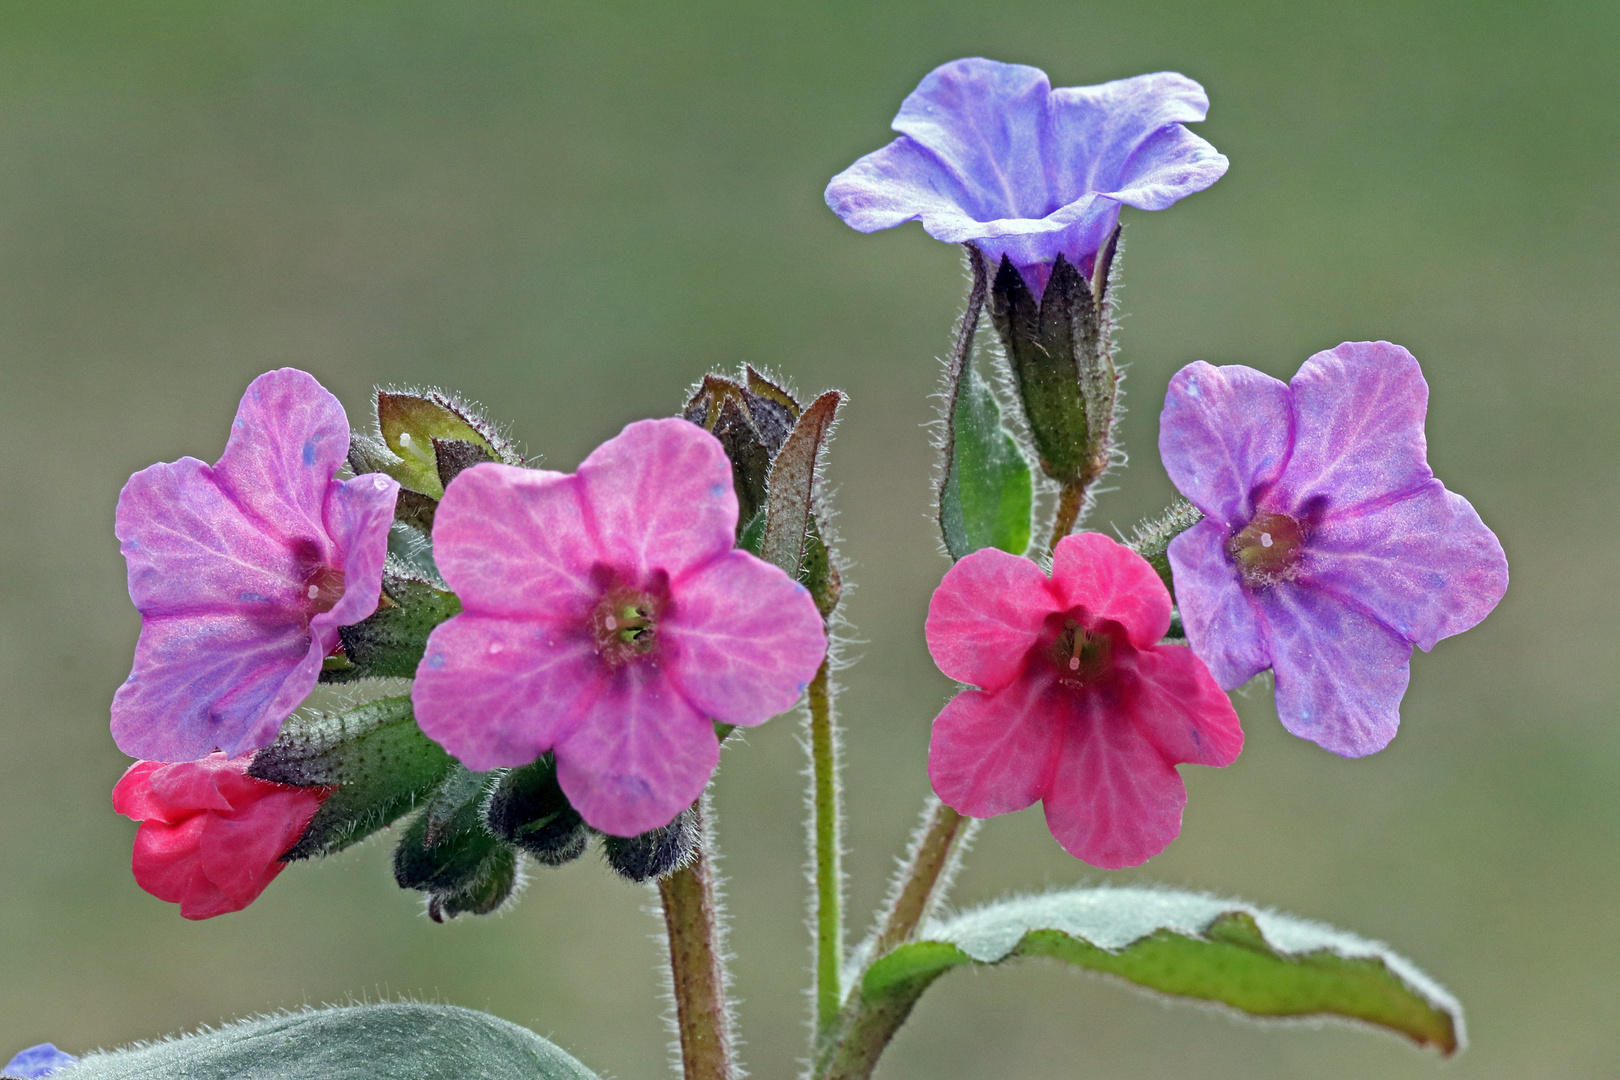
605 616 617 630
307 585 320 598
1068 656 1081 671
399 432 412 445
1260 532 1274 548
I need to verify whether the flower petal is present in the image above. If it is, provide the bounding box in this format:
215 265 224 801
1307 481 1508 651
111 611 321 760
554 668 719 836
1124 645 1243 767
112 760 176 823
197 789 312 909
661 550 826 726
319 471 400 630
1167 519 1272 689
413 614 603 771
212 368 351 553
1049 72 1227 211
117 458 309 617
925 546 1054 690
431 464 598 617
928 673 1061 819
1281 342 1433 514
1257 583 1412 757
129 815 213 907
1050 532 1171 648
577 419 738 582
1159 361 1294 526
1041 690 1186 868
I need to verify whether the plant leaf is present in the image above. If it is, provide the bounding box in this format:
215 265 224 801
56 1002 600 1079
940 362 1032 559
862 886 1463 1055
760 390 843 579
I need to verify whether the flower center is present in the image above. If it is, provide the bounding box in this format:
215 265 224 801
302 565 347 616
592 587 663 667
1227 511 1306 587
1046 614 1116 688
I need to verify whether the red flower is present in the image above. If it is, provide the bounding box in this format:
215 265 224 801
926 533 1242 868
112 753 329 920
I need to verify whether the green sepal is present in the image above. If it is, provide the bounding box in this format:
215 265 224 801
394 768 518 921
940 361 1033 559
326 566 461 683
860 887 1463 1056
377 390 501 497
1127 498 1204 601
51 1002 601 1080
683 366 800 533
249 697 455 860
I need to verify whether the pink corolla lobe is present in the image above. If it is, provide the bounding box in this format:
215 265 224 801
1159 341 1508 757
411 418 828 837
112 369 399 762
113 753 330 920
926 532 1242 868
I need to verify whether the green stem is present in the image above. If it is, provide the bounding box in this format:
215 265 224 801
1046 478 1086 556
808 658 844 1034
869 799 965 962
659 802 736 1080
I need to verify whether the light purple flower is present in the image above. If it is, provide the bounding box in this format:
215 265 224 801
411 419 828 837
113 369 399 761
1158 342 1508 757
825 57 1228 296
4 1044 76 1079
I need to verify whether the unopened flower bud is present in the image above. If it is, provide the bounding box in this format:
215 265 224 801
394 769 519 921
683 367 801 533
601 806 699 883
485 756 589 867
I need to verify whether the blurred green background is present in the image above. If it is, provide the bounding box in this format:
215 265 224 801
1 1 1614 1077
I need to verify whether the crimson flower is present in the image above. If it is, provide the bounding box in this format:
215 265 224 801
926 533 1241 867
112 753 329 920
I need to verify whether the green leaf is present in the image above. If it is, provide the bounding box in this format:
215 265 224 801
249 697 455 860
56 1002 600 1079
940 362 1032 559
862 887 1463 1055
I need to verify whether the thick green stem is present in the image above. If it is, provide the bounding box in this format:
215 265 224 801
870 799 965 961
659 804 736 1080
808 658 844 1034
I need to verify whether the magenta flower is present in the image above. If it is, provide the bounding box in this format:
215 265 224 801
113 753 331 920
1159 342 1509 757
926 532 1242 868
112 369 399 761
825 57 1228 296
411 418 828 837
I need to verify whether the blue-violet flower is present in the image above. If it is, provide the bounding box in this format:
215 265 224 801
1158 341 1509 756
825 57 1228 296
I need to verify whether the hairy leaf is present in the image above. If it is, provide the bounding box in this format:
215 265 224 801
940 363 1032 559
760 390 843 579
55 1002 599 1079
862 887 1462 1055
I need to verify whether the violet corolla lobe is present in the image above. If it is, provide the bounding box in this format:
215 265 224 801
1159 341 1508 757
112 369 399 762
825 57 1228 296
411 419 828 838
926 532 1242 868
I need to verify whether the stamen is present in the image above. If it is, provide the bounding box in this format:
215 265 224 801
1068 656 1080 671
1260 532 1273 548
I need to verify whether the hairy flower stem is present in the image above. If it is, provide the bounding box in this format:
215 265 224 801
870 799 966 959
807 658 845 1035
1047 478 1086 555
659 804 736 1080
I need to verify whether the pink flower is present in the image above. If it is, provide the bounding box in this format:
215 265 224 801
112 754 330 920
926 533 1242 868
112 369 399 761
412 419 828 836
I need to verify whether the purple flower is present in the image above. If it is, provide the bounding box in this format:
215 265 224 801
411 419 828 837
3 1044 76 1079
1158 342 1509 756
825 57 1228 295
112 369 399 761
